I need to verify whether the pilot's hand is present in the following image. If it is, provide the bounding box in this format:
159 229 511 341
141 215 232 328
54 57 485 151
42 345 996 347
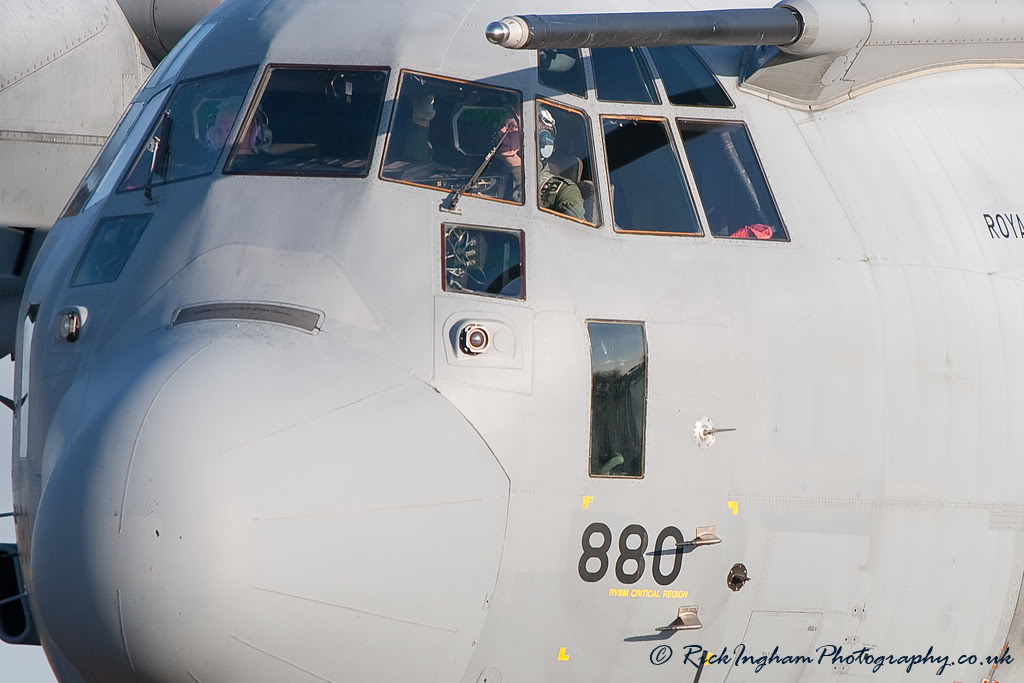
412 95 435 127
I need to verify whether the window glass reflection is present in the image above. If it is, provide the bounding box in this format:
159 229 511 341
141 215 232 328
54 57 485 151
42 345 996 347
647 46 732 108
602 116 701 235
225 67 390 176
120 67 256 192
588 321 647 478
443 224 524 299
536 100 600 225
62 102 146 218
678 120 787 241
538 49 587 98
382 71 524 205
71 214 152 286
592 47 659 104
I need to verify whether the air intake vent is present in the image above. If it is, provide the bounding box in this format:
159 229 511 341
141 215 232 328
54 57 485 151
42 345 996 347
172 302 323 333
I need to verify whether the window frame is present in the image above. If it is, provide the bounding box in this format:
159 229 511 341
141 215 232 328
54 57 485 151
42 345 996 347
116 64 259 195
645 46 736 110
599 114 704 237
439 222 526 301
676 117 790 243
379 69 526 207
535 98 602 229
536 48 588 100
591 47 662 106
586 319 648 480
223 63 392 179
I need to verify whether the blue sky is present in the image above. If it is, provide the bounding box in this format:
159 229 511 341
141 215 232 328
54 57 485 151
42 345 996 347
0 357 56 681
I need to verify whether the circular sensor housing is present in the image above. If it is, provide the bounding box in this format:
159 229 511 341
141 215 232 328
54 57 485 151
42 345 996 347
459 324 490 356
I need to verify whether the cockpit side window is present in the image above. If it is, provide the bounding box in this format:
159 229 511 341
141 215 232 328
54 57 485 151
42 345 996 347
592 48 659 104
119 67 257 193
381 71 524 205
677 120 788 241
535 99 601 226
443 224 524 299
588 320 647 479
601 116 702 235
224 66 390 177
538 49 587 98
647 47 733 108
61 101 147 218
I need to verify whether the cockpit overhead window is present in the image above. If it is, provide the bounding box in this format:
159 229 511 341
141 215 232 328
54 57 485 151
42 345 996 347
381 70 524 205
677 120 788 241
224 66 390 177
588 320 647 479
538 49 587 98
647 46 733 108
592 48 660 104
119 67 257 193
602 116 702 235
535 99 601 226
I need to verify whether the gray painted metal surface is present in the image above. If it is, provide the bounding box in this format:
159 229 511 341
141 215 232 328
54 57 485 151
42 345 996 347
6 0 1024 681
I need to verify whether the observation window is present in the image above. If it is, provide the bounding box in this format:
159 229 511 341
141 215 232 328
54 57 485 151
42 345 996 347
592 48 659 104
602 116 701 235
382 71 524 205
225 66 390 176
120 67 257 192
536 99 601 226
538 49 587 98
588 321 647 478
678 120 787 241
647 46 733 108
71 214 152 287
443 224 524 299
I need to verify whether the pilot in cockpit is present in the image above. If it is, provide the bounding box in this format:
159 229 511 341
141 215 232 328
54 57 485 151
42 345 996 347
491 108 584 219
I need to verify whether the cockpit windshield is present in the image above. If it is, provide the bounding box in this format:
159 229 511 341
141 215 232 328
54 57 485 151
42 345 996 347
381 71 524 205
119 67 256 193
225 66 390 176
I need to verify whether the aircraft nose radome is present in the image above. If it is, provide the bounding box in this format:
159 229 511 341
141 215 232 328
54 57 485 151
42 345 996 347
31 333 510 683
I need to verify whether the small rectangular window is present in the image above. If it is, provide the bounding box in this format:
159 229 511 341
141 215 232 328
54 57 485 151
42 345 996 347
536 100 601 226
382 71 524 206
120 67 257 192
592 47 659 104
538 49 587 98
71 214 152 287
588 321 647 478
443 224 524 300
225 66 390 177
602 116 702 235
678 120 788 241
647 47 733 108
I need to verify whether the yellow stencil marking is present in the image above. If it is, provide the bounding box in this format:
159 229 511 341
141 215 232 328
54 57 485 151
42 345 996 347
558 647 570 662
728 500 739 516
582 495 594 510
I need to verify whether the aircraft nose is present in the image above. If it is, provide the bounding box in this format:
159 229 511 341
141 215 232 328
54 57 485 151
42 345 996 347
31 333 509 683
